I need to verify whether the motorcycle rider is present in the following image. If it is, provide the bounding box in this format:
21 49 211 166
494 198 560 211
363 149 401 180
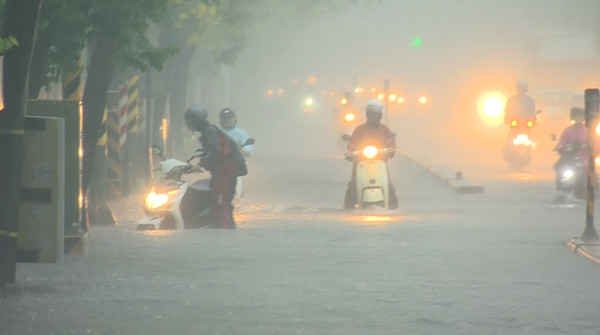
184 103 247 229
555 107 587 158
219 107 254 198
344 99 399 210
554 107 600 175
219 108 254 158
504 79 537 125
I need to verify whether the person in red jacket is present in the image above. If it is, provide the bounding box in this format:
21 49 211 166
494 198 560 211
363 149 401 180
184 103 247 229
555 107 588 165
344 99 399 210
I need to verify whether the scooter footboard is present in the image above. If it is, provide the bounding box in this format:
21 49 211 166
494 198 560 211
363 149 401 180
356 160 389 207
362 187 385 202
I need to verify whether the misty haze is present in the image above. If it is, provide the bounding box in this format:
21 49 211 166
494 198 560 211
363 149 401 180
2 0 600 334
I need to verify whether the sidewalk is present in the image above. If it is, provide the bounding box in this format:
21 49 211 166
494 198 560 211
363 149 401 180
567 238 600 265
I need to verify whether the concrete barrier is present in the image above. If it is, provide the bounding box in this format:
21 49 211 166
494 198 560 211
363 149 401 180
397 151 485 194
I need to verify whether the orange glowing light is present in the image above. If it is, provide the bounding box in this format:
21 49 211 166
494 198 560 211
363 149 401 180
144 230 174 236
510 120 518 127
377 93 385 100
477 92 506 127
344 112 356 122
527 120 534 127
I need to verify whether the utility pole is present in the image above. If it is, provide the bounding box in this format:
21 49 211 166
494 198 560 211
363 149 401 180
582 88 599 242
383 78 390 125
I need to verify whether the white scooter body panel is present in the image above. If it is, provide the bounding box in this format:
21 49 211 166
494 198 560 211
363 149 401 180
136 182 189 230
356 159 389 208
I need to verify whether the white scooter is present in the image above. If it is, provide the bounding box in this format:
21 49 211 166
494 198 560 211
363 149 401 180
136 146 212 230
137 138 255 230
343 133 396 209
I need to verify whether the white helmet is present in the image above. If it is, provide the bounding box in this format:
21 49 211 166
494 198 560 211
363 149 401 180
515 80 528 94
366 99 384 115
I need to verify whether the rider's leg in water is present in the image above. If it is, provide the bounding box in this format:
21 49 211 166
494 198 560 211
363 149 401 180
344 164 358 209
210 175 237 229
388 181 399 210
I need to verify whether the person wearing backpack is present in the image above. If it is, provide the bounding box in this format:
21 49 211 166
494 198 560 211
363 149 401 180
184 103 247 229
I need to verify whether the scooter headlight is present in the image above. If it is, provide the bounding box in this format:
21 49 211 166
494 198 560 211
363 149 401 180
344 112 356 122
363 146 378 159
512 134 531 146
144 188 178 209
561 169 575 181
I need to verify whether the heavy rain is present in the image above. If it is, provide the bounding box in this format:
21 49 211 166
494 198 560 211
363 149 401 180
1 0 600 334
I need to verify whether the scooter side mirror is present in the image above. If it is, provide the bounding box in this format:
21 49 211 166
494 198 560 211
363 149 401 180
152 145 166 160
536 109 543 115
243 138 255 146
342 134 350 142
389 132 396 141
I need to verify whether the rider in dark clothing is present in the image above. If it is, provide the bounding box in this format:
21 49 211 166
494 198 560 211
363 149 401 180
344 99 399 210
184 103 246 229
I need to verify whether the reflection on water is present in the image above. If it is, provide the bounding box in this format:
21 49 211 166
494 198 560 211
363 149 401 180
143 230 175 237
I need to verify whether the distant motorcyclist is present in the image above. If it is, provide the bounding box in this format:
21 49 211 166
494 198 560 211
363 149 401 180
553 107 600 169
218 108 254 157
553 107 593 197
504 80 537 125
344 99 399 210
184 103 248 229
555 107 587 161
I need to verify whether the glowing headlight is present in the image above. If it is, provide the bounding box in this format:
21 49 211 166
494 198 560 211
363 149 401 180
418 96 428 104
477 92 506 127
512 134 532 146
144 189 178 209
561 169 574 181
363 146 378 159
305 97 314 106
344 113 356 122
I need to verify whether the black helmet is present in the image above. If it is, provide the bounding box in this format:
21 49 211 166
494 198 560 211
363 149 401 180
185 103 209 132
219 107 237 129
570 107 584 120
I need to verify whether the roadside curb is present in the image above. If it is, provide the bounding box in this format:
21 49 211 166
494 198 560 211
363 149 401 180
566 238 600 265
397 151 485 194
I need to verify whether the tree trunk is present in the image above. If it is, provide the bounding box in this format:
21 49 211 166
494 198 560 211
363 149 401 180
81 31 116 199
167 46 195 159
28 8 55 99
0 0 43 293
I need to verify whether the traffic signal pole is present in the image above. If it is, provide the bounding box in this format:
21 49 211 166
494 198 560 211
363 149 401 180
583 88 599 243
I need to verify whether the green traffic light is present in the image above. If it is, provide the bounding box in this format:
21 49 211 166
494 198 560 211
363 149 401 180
412 37 422 47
